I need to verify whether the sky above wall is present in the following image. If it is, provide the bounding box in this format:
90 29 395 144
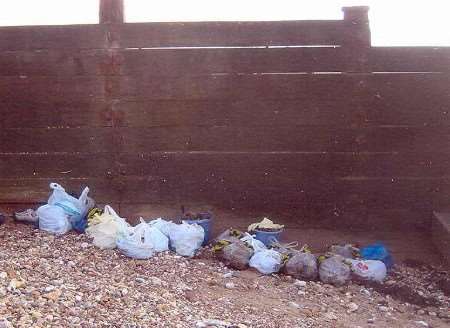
0 0 449 46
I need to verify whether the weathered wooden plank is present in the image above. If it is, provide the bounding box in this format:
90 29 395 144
0 100 111 128
0 25 107 51
117 21 346 48
368 47 450 72
116 126 450 153
360 74 450 103
346 73 450 126
352 127 450 153
0 128 114 153
0 153 115 179
116 126 355 152
0 50 111 76
116 174 336 206
112 98 361 128
119 74 362 100
0 178 119 203
335 178 450 210
116 152 341 177
118 47 349 75
0 76 106 102
343 152 450 178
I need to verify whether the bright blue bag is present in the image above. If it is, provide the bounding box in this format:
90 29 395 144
360 243 393 269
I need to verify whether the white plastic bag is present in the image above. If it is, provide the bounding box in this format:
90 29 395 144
85 205 129 249
240 233 267 251
116 222 156 259
139 218 169 252
148 218 174 238
37 204 72 235
168 222 204 257
348 259 387 282
249 249 283 275
243 233 282 274
47 182 89 226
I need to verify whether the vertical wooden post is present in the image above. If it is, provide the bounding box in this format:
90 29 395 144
99 0 125 204
99 0 124 24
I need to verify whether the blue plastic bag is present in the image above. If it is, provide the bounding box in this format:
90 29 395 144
71 217 88 233
360 243 393 269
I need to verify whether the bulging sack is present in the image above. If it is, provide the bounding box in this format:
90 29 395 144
217 240 253 270
168 222 204 257
116 222 156 259
147 218 174 238
284 252 318 280
37 204 72 235
319 255 351 286
47 182 90 230
348 259 387 282
249 249 283 275
140 218 169 252
85 205 129 249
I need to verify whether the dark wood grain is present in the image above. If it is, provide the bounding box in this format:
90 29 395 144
0 153 115 179
118 74 362 100
368 47 450 72
0 25 107 51
0 76 106 102
0 50 111 76
117 47 350 75
0 100 111 128
0 127 114 153
0 178 120 203
117 21 346 48
116 126 356 152
112 98 361 128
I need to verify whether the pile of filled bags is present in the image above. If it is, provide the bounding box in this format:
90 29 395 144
37 183 92 234
213 229 391 285
33 183 206 259
85 206 205 259
31 182 392 284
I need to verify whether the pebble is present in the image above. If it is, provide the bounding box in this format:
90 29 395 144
196 319 232 327
135 277 146 284
80 242 89 249
223 272 233 279
367 317 375 324
8 279 26 290
379 306 389 312
346 302 359 313
150 277 163 286
324 312 338 321
44 286 55 292
294 280 307 288
360 288 371 297
225 282 235 289
43 289 62 301
414 321 429 327
288 301 301 309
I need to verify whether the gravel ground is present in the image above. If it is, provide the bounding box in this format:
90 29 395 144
0 221 449 328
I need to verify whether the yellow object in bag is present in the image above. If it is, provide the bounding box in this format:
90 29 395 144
85 205 129 249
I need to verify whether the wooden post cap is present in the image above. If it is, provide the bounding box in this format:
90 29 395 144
342 6 370 23
99 0 124 24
